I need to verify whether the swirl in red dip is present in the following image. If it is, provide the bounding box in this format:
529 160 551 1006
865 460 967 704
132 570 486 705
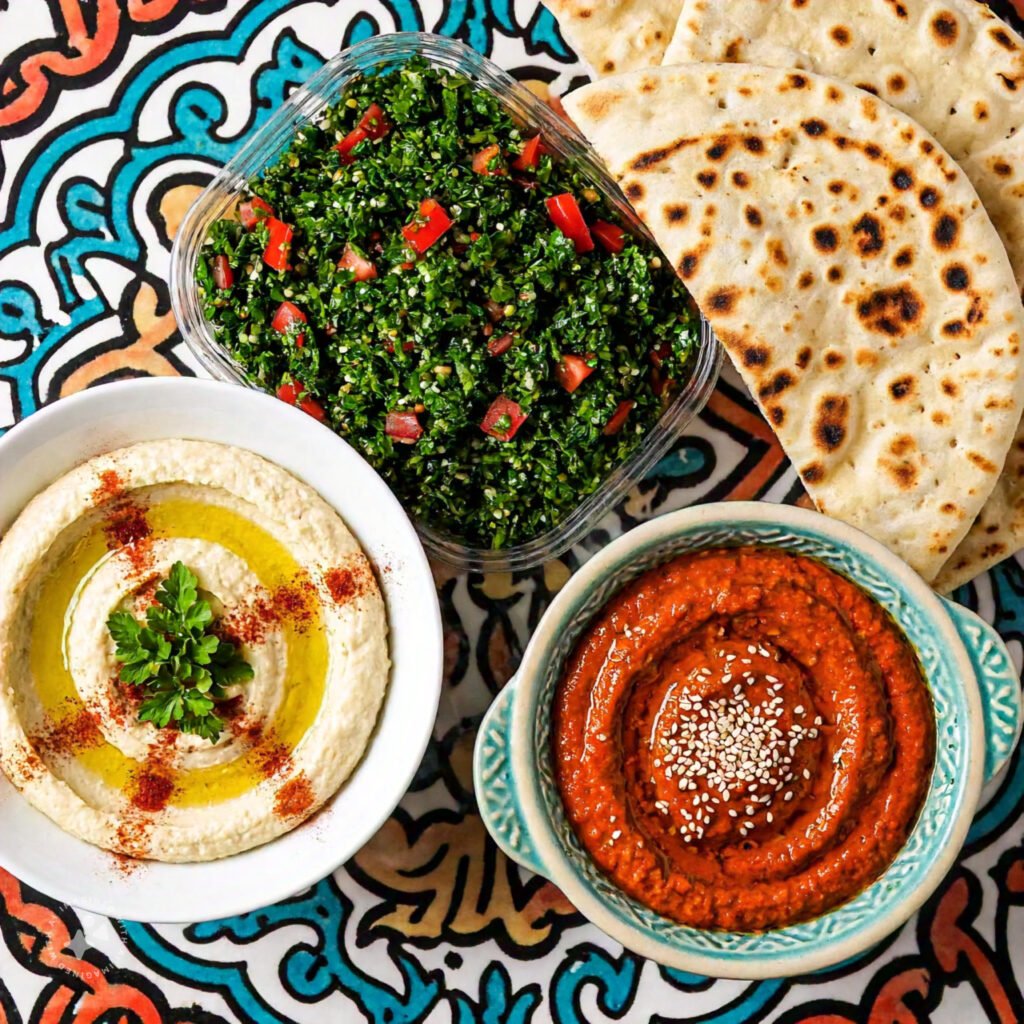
552 547 935 932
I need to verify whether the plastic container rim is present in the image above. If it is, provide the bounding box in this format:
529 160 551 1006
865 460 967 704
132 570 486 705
169 31 723 574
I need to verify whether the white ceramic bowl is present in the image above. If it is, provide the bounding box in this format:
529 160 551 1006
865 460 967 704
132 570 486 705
0 378 443 923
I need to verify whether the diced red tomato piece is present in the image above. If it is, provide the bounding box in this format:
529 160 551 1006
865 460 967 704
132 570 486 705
399 261 415 271
262 217 293 271
472 144 505 176
650 342 673 369
487 333 514 357
358 102 391 140
545 193 594 254
592 219 626 254
385 411 423 444
547 94 578 131
512 135 544 172
555 353 595 393
651 368 675 398
402 199 453 256
336 126 369 165
337 104 390 164
271 301 307 347
271 301 307 332
480 395 527 441
603 400 636 436
276 381 327 422
211 254 234 290
484 299 506 322
299 396 327 421
337 244 378 281
238 196 273 230
470 231 481 242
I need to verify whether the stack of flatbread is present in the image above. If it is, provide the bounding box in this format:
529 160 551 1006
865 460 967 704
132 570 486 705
545 0 1024 591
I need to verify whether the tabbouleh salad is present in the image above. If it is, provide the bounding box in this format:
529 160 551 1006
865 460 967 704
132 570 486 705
197 59 701 549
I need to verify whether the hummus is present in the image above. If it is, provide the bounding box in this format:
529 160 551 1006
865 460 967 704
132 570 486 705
0 440 389 863
553 547 935 932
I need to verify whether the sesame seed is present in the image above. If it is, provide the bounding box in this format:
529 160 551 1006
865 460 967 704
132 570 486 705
647 663 816 843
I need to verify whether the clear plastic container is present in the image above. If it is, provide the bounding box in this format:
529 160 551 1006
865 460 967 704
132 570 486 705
170 32 722 574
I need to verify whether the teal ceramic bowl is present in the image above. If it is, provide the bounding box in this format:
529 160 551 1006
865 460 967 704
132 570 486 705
473 502 1022 978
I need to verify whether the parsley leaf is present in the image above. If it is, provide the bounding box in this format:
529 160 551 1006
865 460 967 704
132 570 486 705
199 60 700 551
106 562 254 742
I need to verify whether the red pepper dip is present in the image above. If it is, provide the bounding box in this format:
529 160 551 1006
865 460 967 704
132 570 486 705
552 547 935 932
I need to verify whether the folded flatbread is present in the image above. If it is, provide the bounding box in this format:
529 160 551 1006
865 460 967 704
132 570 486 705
938 129 1024 589
664 0 1022 167
661 0 1024 590
542 0 682 75
565 64 1024 582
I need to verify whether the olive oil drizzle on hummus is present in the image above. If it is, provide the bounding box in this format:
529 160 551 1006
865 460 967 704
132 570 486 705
29 498 328 808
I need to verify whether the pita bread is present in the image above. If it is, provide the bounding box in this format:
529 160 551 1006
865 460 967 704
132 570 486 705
661 0 1024 291
565 64 1024 582
934 131 1024 590
661 0 1024 589
663 0 1023 160
542 0 682 75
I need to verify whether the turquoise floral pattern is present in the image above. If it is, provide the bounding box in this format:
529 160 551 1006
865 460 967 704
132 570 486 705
0 1 1023 1021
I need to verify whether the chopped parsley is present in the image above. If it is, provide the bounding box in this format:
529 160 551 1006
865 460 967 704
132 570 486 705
198 59 700 549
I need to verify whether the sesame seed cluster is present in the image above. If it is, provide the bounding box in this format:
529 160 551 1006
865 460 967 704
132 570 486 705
646 642 824 845
553 547 937 931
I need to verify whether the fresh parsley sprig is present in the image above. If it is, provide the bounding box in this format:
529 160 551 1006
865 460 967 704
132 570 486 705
106 562 254 742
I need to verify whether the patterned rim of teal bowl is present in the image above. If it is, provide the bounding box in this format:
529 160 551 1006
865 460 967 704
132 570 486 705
474 502 1022 979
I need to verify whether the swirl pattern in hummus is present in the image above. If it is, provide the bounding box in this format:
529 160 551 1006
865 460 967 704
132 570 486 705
0 440 389 863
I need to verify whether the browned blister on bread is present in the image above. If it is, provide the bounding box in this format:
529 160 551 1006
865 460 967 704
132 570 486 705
567 65 1024 582
542 0 682 75
661 0 1024 589
664 0 1023 161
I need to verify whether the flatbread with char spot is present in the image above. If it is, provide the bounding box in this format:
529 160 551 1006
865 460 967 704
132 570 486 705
565 64 1024 582
664 0 1023 164
541 0 682 75
659 0 1019 296
936 130 1024 589
660 0 1024 589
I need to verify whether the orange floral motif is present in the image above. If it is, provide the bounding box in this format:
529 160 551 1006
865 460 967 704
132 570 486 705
352 813 577 949
59 282 179 397
54 178 207 395
0 0 220 136
352 731 576 950
0 867 164 1021
928 873 1022 1024
791 967 931 1023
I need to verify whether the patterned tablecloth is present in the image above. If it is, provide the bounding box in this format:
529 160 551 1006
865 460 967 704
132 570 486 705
2 2 1024 1021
